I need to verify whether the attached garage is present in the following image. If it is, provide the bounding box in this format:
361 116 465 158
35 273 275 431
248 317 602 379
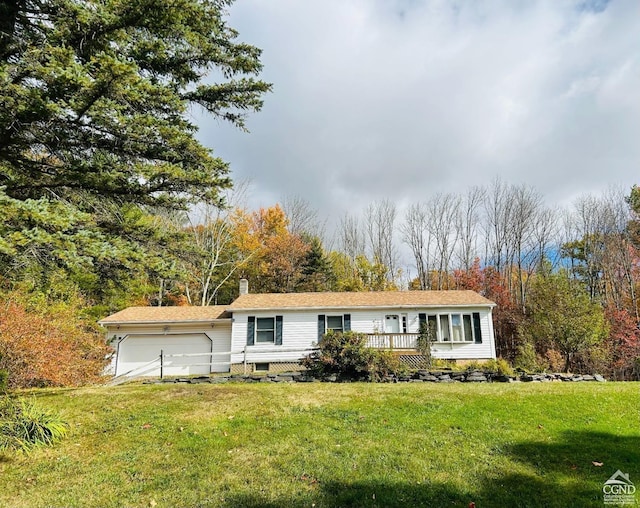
116 333 213 377
99 306 232 378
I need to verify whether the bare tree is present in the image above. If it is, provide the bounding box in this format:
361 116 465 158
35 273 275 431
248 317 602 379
531 205 560 271
509 184 544 310
482 178 516 277
400 202 431 289
455 186 485 271
565 194 607 301
282 195 326 239
364 199 399 284
338 213 366 262
427 193 461 289
599 187 638 320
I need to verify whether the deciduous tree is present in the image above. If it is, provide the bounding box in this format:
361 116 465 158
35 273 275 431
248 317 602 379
520 272 607 372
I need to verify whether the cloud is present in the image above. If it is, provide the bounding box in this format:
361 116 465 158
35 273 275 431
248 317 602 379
196 0 640 229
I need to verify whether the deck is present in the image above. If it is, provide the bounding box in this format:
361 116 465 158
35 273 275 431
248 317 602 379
366 333 419 350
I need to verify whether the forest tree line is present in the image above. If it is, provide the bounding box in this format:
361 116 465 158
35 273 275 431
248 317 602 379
4 177 640 384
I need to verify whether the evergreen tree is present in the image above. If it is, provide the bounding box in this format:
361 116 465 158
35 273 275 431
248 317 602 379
0 0 270 303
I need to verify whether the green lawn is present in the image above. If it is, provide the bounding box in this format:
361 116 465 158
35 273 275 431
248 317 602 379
1 382 638 508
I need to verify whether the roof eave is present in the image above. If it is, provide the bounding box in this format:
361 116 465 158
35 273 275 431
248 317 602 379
227 303 496 312
99 318 232 327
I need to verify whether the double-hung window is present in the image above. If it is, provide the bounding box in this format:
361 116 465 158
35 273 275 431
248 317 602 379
246 316 283 346
326 315 344 333
317 314 351 341
256 317 275 343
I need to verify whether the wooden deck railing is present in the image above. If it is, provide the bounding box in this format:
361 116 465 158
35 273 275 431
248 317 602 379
366 333 419 350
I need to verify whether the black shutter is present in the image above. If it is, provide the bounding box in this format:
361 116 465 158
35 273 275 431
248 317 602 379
418 313 427 331
472 312 482 343
247 316 255 346
317 314 325 342
275 315 283 345
343 314 351 332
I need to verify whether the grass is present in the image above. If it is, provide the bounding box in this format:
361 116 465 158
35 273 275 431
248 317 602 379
0 382 638 508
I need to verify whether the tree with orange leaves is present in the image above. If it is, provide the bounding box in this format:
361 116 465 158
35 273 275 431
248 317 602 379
233 205 311 294
0 294 110 388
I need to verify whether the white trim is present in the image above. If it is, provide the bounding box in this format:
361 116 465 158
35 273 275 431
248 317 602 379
228 304 496 312
99 318 232 326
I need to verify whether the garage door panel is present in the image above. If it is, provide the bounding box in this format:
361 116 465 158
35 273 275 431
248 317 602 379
117 334 215 377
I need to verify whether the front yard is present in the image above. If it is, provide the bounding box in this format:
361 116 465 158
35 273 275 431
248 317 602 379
1 382 638 507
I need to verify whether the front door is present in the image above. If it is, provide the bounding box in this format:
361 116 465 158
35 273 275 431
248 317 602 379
385 315 400 333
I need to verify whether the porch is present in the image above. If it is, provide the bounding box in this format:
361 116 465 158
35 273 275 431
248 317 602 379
366 333 419 351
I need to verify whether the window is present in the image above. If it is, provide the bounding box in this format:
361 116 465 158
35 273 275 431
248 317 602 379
451 314 464 342
463 314 473 342
421 313 477 342
427 315 438 340
439 315 451 342
256 317 275 343
327 315 344 332
254 362 269 372
247 315 283 346
318 314 351 341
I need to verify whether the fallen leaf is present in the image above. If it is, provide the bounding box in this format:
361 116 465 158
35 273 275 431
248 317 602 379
592 461 604 467
570 465 578 470
537 424 544 429
141 423 152 430
149 500 157 507
228 415 234 420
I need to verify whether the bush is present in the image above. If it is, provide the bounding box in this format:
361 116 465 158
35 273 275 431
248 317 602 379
301 331 399 381
514 342 546 373
480 358 515 377
415 321 434 368
0 296 112 388
0 396 69 452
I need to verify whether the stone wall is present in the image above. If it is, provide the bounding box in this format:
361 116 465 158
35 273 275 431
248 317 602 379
146 370 607 384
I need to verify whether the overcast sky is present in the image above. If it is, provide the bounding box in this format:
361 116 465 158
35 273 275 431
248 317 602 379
197 0 640 232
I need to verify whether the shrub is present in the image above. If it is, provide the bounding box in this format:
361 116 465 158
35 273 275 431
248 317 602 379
481 358 515 377
301 331 399 381
0 396 69 452
430 359 457 370
514 342 546 373
415 321 435 368
0 296 112 388
465 360 483 372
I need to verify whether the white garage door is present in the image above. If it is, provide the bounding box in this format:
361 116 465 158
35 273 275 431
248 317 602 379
116 334 213 377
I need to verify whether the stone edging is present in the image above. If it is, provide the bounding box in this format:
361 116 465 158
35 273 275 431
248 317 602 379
144 370 607 385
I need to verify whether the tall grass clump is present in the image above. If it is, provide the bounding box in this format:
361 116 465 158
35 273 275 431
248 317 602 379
0 396 69 452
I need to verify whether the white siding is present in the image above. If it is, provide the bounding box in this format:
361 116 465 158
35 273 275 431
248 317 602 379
209 323 233 371
231 306 496 363
231 311 317 364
